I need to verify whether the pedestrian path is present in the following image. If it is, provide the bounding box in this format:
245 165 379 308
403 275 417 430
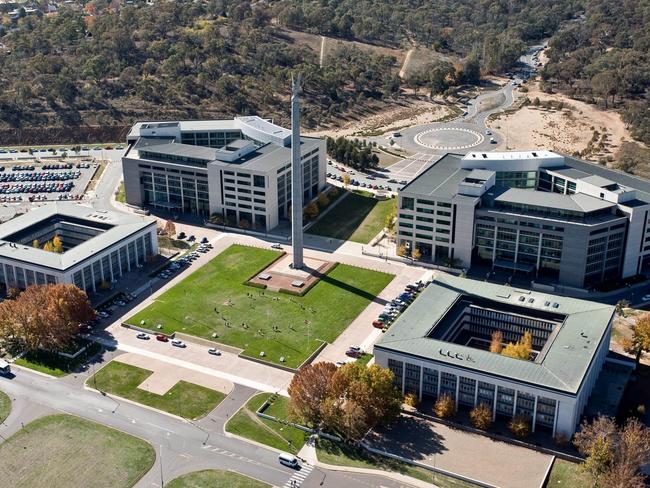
283 463 313 487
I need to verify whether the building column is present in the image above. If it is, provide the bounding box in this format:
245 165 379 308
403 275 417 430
454 375 459 410
436 370 441 398
535 233 543 277
493 386 498 421
21 268 27 288
117 248 124 277
2 264 9 288
473 380 479 408
100 258 105 283
89 264 96 293
134 239 140 267
109 254 115 282
81 268 86 292
513 390 518 418
418 365 424 402
12 266 17 288
552 401 559 438
126 244 131 272
400 363 405 395
491 226 498 268
532 396 539 433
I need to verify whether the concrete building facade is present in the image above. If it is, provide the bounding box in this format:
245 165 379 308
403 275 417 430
397 151 650 289
122 117 327 232
0 203 157 294
374 275 614 437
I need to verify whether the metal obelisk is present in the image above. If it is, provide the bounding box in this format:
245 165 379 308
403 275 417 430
291 74 304 269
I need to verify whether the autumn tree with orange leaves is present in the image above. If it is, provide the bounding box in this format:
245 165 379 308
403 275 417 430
0 284 95 353
287 362 337 426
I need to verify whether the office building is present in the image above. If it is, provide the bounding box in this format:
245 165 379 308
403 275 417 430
374 274 614 437
122 116 327 232
397 150 650 289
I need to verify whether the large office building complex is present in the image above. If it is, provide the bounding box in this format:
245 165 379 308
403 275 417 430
122 117 326 231
374 274 614 437
0 202 157 294
397 150 650 289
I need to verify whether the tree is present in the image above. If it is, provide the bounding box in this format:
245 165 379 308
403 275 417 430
0 284 95 353
343 173 350 188
32 239 39 248
508 414 531 438
317 192 330 209
411 247 422 261
404 393 419 408
434 393 455 418
501 331 532 360
52 235 63 253
288 362 337 426
163 220 176 237
43 241 54 253
489 330 503 354
239 219 251 230
616 299 630 317
622 314 650 364
305 201 319 219
470 403 493 430
396 244 408 257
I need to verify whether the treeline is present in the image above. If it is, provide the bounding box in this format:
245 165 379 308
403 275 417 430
0 0 399 129
326 137 379 170
542 1 650 145
272 0 580 73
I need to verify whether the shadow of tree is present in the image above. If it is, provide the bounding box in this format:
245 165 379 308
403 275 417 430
366 415 448 460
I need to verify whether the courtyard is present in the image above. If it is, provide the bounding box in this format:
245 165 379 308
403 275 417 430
127 244 394 368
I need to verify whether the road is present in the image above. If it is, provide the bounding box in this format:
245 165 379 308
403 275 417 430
0 366 421 488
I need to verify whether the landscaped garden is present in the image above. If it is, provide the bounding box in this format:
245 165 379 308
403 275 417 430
128 244 394 368
87 361 225 419
167 469 270 488
307 191 394 243
546 459 593 488
0 414 155 488
0 390 11 423
14 340 103 377
225 393 309 454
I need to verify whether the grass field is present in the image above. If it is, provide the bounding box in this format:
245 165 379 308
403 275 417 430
307 191 394 243
0 390 11 423
116 181 126 203
0 414 155 488
546 459 593 488
88 361 225 420
167 469 270 488
316 438 478 488
226 393 308 454
15 341 103 377
128 244 393 368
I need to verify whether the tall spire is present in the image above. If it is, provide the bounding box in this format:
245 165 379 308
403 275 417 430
290 74 304 269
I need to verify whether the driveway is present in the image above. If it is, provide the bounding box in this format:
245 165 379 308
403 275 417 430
365 414 553 488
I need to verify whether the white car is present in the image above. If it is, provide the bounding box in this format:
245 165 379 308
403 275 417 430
643 295 650 302
171 339 186 348
136 332 150 340
271 243 282 249
485 130 492 135
208 348 222 356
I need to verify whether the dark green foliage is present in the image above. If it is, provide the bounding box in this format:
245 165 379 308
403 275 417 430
326 137 378 170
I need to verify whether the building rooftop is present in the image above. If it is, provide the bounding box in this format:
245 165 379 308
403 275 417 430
493 187 615 214
0 203 155 271
375 274 614 394
401 154 470 199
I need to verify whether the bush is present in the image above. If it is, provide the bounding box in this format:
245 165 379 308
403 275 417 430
508 414 531 438
469 403 493 430
404 393 419 408
433 393 456 419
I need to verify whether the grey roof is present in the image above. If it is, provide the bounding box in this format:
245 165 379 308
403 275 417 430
547 167 589 179
466 169 494 181
137 141 221 162
0 203 155 271
375 274 614 395
580 175 617 188
401 154 469 199
494 187 615 213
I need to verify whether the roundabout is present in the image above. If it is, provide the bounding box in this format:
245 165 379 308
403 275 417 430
414 127 484 150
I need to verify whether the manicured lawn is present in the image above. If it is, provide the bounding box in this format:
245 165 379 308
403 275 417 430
0 414 155 488
0 390 11 423
307 191 394 243
128 244 393 368
167 469 270 488
116 181 126 203
316 438 478 488
226 393 308 454
88 361 225 420
356 353 373 366
15 341 103 377
546 459 593 488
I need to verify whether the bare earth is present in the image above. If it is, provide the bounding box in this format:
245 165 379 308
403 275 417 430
306 100 451 138
489 82 633 159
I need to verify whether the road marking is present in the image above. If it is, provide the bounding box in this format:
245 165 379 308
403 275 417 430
284 464 314 487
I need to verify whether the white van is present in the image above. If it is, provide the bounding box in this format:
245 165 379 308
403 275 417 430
0 359 11 377
278 453 299 468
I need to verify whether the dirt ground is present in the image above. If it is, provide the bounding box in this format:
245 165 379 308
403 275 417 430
306 99 452 138
488 81 633 160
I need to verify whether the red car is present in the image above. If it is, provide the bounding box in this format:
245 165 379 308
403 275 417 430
346 349 362 358
156 334 169 342
372 321 386 329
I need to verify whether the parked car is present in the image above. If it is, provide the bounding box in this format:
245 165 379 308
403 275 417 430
187 235 196 242
372 321 386 329
348 346 362 353
136 332 150 340
208 348 222 356
156 334 169 342
271 243 283 249
346 349 363 358
171 339 186 348
201 237 209 244
177 232 186 240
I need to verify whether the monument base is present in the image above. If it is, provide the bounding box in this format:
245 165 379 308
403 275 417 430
248 254 334 294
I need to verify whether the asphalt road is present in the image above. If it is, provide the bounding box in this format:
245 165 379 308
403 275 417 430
0 365 420 488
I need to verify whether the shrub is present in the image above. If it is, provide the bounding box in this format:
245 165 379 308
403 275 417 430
469 403 493 430
404 393 419 408
508 414 531 438
434 393 456 419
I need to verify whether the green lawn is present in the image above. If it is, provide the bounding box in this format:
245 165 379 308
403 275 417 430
307 191 394 243
88 361 225 420
116 181 126 203
316 438 479 488
0 390 11 423
0 414 155 488
128 244 394 368
225 393 309 454
546 459 593 488
356 353 373 366
167 469 270 488
14 341 103 377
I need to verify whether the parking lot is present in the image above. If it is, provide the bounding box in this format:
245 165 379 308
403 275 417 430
0 160 98 203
